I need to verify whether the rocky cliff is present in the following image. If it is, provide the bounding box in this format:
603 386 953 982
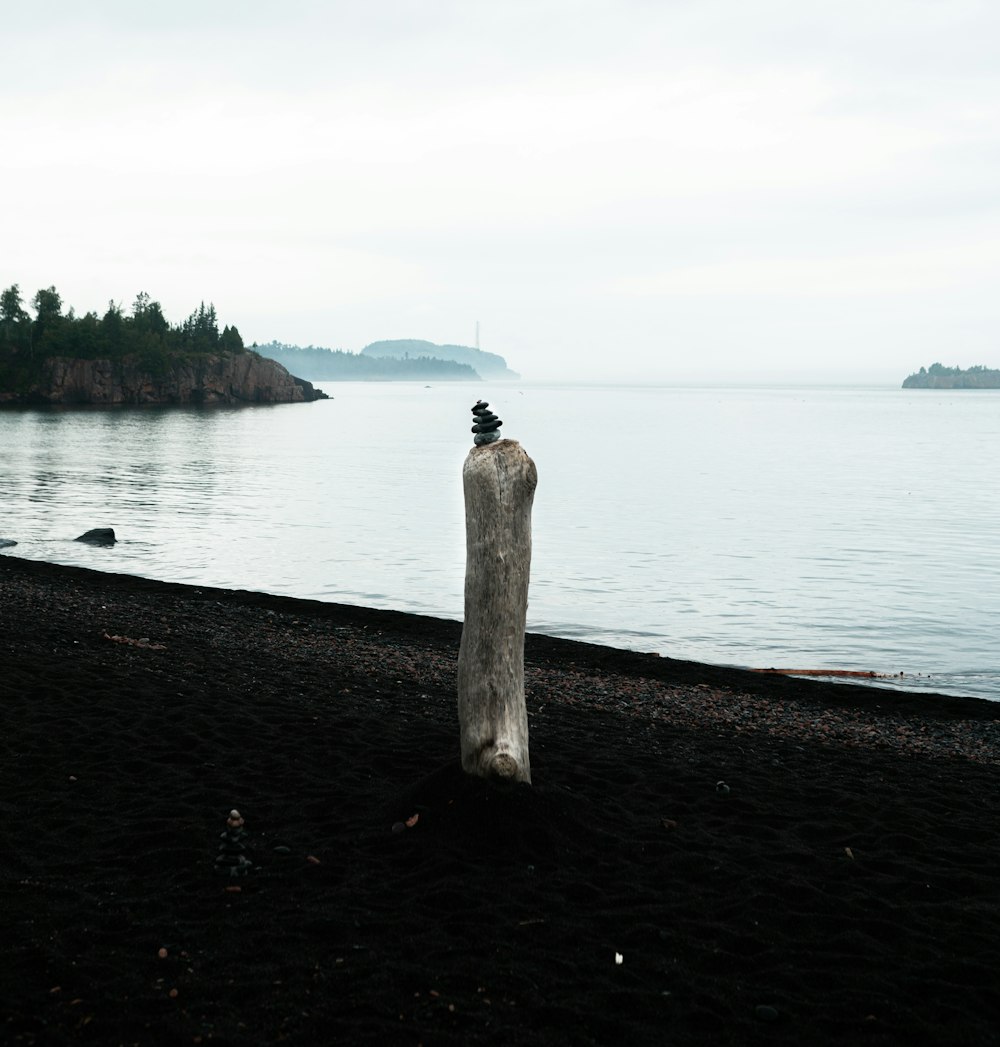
1 352 327 406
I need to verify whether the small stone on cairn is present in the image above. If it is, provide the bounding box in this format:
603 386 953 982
471 401 502 446
216 808 252 877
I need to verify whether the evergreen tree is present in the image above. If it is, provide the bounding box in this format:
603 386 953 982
1 284 29 350
182 301 220 351
1 284 27 325
130 293 169 339
68 311 103 360
32 286 63 325
102 301 126 357
31 286 66 357
219 324 245 352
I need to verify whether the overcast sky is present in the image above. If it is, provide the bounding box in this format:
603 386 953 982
5 0 999 382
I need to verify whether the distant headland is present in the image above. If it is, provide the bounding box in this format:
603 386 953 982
902 363 1000 389
256 339 520 382
0 284 325 407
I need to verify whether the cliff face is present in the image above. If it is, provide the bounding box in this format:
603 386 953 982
2 353 326 406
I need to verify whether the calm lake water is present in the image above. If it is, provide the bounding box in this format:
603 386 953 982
1 382 998 701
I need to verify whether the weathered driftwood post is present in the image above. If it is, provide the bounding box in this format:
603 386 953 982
457 401 537 783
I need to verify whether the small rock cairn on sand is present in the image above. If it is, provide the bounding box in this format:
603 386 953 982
216 809 252 877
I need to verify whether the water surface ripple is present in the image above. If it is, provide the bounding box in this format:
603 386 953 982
1 382 997 701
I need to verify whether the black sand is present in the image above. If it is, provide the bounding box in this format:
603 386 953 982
2 554 999 1046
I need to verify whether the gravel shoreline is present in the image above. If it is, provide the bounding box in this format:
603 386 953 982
4 553 998 766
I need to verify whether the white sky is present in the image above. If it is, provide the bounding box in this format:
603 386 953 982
5 0 999 382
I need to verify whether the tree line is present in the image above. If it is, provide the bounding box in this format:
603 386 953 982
902 362 1000 389
0 284 245 384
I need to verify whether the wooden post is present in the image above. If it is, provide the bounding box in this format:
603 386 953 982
457 403 537 783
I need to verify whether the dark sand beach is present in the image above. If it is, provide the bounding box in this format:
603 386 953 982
2 553 999 1046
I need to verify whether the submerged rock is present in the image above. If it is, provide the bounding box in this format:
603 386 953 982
0 538 16 548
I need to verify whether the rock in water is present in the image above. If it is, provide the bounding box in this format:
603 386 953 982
0 538 16 548
75 528 116 546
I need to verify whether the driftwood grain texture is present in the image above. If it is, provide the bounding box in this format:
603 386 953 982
457 438 537 782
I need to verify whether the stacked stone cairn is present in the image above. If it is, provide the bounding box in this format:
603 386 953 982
216 808 252 877
471 401 503 445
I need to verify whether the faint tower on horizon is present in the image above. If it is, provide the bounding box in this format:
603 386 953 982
476 321 480 351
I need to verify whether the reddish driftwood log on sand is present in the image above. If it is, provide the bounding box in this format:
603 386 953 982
751 668 901 679
456 402 537 783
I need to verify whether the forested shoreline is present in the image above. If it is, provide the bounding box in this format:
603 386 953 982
0 284 246 391
0 284 336 406
0 284 482 390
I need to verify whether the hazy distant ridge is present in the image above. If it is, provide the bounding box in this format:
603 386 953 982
902 363 1000 389
361 339 520 380
255 342 478 381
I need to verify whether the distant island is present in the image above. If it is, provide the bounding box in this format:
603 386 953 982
256 339 520 382
0 284 325 406
902 363 1000 389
